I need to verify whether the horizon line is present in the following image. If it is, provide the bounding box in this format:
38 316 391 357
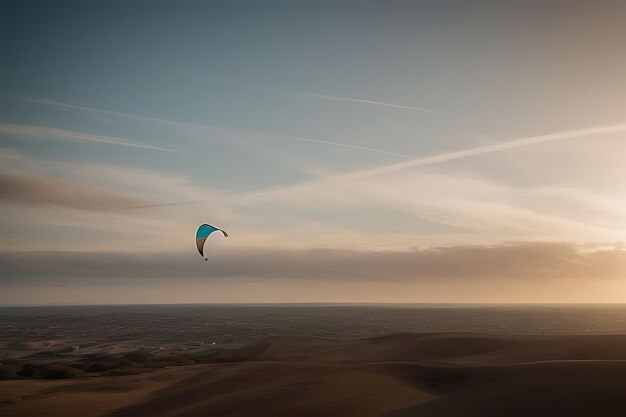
2 302 625 308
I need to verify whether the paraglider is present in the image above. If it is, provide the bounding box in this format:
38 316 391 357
196 224 228 261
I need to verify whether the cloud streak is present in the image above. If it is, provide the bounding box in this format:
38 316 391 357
0 174 152 211
18 104 624 184
248 130 413 159
0 122 176 152
289 91 438 114
2 242 624 283
353 123 626 178
27 98 187 128
240 121 626 203
28 98 411 159
22 98 626 246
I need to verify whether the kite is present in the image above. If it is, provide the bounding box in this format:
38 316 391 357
196 224 228 261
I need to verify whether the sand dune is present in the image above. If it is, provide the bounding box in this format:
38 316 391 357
3 333 626 416
382 361 626 417
197 332 626 364
106 362 432 417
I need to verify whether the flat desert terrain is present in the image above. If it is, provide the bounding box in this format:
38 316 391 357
2 305 626 416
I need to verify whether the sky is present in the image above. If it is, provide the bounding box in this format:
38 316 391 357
1 0 625 304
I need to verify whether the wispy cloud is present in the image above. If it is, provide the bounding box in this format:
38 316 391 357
247 130 413 159
27 98 196 129
287 91 438 113
28 99 626 178
0 122 176 152
22 97 626 247
238 122 626 204
235 171 626 244
2 242 624 283
28 98 411 159
0 174 151 211
221 123 626 246
352 123 626 178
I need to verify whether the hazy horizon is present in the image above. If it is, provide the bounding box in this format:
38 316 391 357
2 1 626 304
6 302 626 308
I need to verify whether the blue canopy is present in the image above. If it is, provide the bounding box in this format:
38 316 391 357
195 224 228 260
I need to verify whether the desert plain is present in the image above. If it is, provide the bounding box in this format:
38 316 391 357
2 305 626 417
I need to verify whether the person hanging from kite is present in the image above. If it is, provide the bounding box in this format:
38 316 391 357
195 224 228 261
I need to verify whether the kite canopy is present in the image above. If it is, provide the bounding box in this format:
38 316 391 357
195 224 228 260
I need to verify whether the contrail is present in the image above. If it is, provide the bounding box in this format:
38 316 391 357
247 130 413 159
288 91 438 113
27 98 187 127
29 98 412 159
352 123 626 178
0 123 176 152
234 122 626 204
31 98 625 185
116 198 226 210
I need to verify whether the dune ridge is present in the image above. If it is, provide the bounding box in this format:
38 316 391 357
3 332 626 416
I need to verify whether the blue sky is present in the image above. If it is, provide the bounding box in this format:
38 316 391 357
1 1 626 304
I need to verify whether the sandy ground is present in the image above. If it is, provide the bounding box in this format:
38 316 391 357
0 361 432 417
3 333 626 416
